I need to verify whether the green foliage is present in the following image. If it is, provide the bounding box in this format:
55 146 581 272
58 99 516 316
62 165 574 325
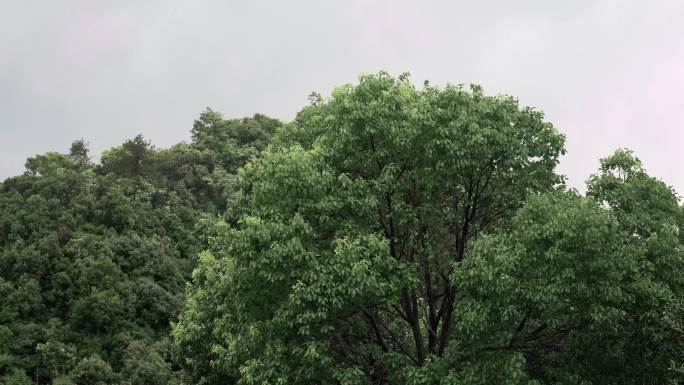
70 355 116 385
2 72 682 384
1 368 33 385
0 147 195 382
192 108 281 174
68 139 91 166
121 340 173 385
174 72 572 384
454 192 632 384
0 110 278 384
100 135 153 177
585 149 684 384
174 72 684 385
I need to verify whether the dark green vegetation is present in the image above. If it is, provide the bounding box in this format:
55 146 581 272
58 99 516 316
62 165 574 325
2 73 683 384
0 112 279 384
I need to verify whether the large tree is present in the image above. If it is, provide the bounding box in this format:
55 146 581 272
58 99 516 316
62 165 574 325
174 72 574 384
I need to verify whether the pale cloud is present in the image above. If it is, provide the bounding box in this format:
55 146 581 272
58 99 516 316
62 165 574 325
1 1 683 195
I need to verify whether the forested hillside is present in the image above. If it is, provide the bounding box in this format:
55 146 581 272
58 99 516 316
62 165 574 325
0 111 280 384
1 73 683 385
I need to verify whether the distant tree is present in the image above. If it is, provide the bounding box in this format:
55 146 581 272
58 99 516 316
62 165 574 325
100 135 153 177
121 340 172 385
0 107 279 383
36 339 75 379
69 355 115 385
191 107 224 142
123 135 152 176
1 368 32 385
68 139 91 166
24 152 79 176
191 108 280 173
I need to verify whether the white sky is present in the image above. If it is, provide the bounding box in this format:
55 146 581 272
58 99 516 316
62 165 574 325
1 1 683 194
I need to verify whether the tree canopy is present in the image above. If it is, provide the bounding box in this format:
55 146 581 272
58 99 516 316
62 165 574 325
0 113 279 384
173 73 684 384
1 72 682 385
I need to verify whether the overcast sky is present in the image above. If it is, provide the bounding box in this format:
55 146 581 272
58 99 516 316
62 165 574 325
1 1 683 194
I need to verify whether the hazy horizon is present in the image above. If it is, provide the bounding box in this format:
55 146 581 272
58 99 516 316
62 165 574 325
2 1 683 195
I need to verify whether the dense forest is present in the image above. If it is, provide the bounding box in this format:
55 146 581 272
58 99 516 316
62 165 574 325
1 73 683 385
